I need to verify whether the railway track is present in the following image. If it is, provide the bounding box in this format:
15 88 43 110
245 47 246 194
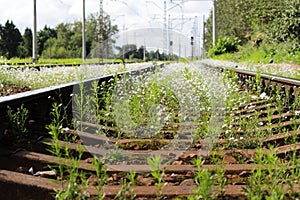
0 62 299 199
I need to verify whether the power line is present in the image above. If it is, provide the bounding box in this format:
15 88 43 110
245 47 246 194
170 0 217 44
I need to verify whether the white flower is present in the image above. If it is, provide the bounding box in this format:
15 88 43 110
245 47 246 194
248 105 255 109
258 122 264 126
260 92 269 100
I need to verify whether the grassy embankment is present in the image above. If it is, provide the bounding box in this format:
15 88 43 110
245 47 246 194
211 42 300 65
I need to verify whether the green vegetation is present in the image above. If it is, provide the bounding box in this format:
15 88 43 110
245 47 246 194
0 12 117 60
5 62 299 199
6 104 29 145
0 17 177 63
147 155 165 197
208 37 240 57
206 0 300 65
211 42 300 65
0 63 151 90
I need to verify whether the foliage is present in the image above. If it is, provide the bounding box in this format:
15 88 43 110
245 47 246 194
37 25 57 56
18 28 33 58
6 104 29 144
115 44 175 61
208 37 240 56
86 13 118 59
211 41 300 65
0 12 118 60
147 155 165 196
0 20 23 59
205 0 300 49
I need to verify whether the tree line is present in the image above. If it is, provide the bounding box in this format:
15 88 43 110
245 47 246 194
116 44 177 61
0 12 118 60
0 12 175 61
205 0 299 49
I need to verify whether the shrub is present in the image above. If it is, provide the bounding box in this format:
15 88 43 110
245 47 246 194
208 37 241 57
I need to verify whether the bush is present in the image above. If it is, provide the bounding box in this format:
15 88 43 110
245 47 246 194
208 37 241 57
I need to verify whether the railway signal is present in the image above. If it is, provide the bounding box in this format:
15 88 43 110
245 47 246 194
191 36 194 60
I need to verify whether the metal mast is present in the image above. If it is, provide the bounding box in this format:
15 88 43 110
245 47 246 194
33 0 37 63
192 16 198 58
202 14 206 58
82 0 86 61
212 0 217 44
100 0 103 29
163 1 167 58
99 0 104 62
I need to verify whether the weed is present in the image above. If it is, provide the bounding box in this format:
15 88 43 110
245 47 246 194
92 156 107 200
115 170 136 200
215 163 226 198
147 155 165 197
190 158 213 200
47 102 90 199
6 104 29 144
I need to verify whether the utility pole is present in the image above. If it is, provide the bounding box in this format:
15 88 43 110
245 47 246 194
202 14 206 58
192 16 198 59
212 0 217 44
32 0 37 63
143 38 146 61
168 14 171 58
163 0 167 59
99 0 103 63
82 0 86 61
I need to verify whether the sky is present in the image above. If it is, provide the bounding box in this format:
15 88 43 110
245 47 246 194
0 0 213 56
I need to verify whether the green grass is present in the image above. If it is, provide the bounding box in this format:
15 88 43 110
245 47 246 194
0 57 138 66
211 42 300 65
8 62 297 199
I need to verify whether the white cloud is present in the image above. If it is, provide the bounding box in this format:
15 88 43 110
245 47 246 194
0 0 211 39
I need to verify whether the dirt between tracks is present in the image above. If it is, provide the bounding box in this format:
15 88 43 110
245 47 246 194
0 84 31 97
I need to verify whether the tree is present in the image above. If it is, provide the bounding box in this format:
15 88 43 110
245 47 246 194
118 44 137 59
18 27 33 58
69 21 83 58
0 20 23 59
42 23 79 58
205 0 252 49
205 0 300 49
136 46 146 60
87 13 118 59
37 26 57 56
0 24 4 56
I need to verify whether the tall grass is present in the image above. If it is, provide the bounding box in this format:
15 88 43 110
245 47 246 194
211 42 300 65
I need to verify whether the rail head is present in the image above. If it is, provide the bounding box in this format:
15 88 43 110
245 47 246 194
202 62 300 87
0 63 165 108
